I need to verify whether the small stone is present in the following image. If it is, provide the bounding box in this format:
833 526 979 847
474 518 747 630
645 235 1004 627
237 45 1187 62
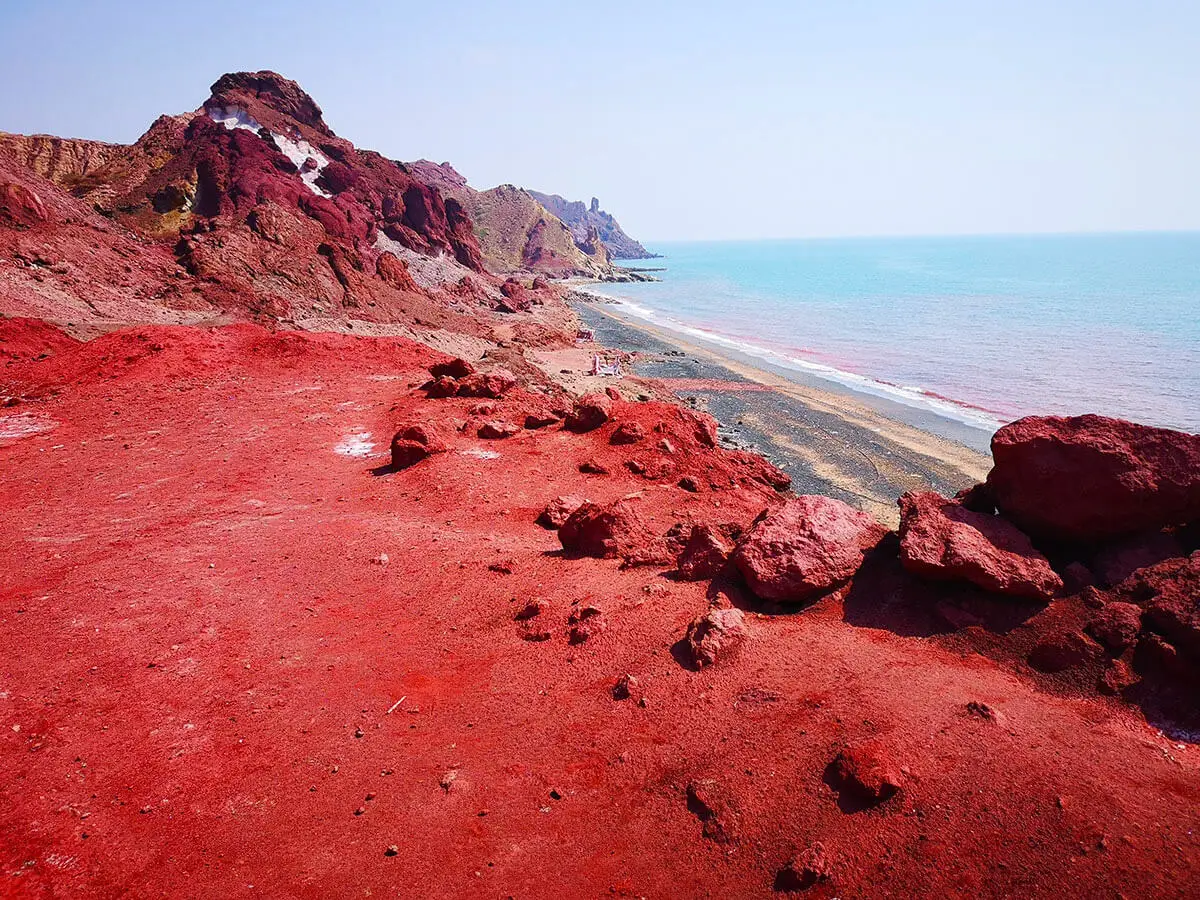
515 598 548 621
384 845 399 857
1099 657 1139 695
354 806 366 816
831 743 903 805
612 674 638 701
774 842 833 892
478 420 519 440
354 728 364 738
370 553 389 566
579 460 610 475
610 422 646 445
683 608 747 668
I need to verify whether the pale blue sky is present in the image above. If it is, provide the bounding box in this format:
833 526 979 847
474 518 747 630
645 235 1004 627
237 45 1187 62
2 0 1197 241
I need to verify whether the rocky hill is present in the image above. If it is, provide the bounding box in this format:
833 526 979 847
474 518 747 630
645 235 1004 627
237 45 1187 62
529 190 656 259
407 161 611 278
0 71 651 337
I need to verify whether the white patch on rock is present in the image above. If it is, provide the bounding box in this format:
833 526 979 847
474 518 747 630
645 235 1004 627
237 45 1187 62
0 413 56 441
207 106 332 198
335 433 375 457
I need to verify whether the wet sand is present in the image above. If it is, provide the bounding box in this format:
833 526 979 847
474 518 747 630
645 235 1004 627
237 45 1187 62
567 296 993 526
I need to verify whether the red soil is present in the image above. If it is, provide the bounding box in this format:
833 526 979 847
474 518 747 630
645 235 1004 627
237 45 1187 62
2 323 1198 898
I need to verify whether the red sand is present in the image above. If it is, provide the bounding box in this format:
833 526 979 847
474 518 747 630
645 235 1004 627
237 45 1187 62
2 323 1198 898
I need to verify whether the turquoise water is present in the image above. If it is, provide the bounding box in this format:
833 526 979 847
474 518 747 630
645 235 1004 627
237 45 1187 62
600 233 1200 435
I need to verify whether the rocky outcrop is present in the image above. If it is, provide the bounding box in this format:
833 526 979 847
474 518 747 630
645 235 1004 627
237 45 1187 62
987 415 1200 543
898 491 1062 600
733 496 885 602
528 191 655 260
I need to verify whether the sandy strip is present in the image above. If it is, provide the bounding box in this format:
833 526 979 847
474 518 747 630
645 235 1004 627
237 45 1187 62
552 298 993 526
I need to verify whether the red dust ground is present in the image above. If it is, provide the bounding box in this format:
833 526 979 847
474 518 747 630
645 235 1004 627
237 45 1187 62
2 323 1199 899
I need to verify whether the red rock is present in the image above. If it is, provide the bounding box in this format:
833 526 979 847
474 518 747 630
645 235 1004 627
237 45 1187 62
514 598 548 620
1089 530 1186 587
1085 602 1143 652
578 460 609 475
536 496 584 530
1028 630 1101 673
897 491 1062 600
676 525 733 581
685 779 739 843
775 843 833 892
0 181 49 227
1098 658 1139 695
567 604 605 644
609 422 645 445
986 415 1200 543
523 412 560 429
389 423 445 469
678 476 702 493
1127 552 1200 659
375 252 420 293
426 376 462 399
831 742 903 804
683 607 747 667
732 496 886 602
455 370 517 399
612 673 638 700
477 421 518 440
496 278 530 313
565 393 613 432
558 500 655 560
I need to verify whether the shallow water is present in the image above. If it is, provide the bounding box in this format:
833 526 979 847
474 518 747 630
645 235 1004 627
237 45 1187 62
598 234 1200 435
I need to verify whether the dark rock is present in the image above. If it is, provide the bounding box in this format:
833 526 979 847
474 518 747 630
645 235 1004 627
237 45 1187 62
686 779 739 843
1099 658 1139 695
1090 530 1186 587
429 357 475 380
455 370 518 399
567 604 604 644
774 843 832 892
579 460 609 475
523 412 560 429
612 673 638 701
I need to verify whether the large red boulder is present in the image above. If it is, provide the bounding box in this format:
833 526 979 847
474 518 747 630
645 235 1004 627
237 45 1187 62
986 415 1200 543
0 181 49 227
897 491 1062 600
732 496 886 602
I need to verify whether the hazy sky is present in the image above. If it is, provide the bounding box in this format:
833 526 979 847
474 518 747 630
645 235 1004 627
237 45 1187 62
2 0 1197 241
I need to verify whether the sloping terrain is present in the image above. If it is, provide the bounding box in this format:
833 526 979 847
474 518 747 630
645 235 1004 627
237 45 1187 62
1 322 1198 898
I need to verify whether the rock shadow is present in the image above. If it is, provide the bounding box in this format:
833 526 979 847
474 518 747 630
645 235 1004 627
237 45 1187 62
843 541 1045 638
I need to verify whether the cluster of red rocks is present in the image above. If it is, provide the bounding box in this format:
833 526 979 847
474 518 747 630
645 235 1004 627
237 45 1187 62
538 411 1200 702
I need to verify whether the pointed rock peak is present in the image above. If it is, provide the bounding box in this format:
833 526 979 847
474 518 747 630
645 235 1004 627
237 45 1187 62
206 71 330 136
590 197 600 213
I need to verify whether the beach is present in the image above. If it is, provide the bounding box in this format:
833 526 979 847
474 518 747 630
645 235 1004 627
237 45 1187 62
543 292 992 526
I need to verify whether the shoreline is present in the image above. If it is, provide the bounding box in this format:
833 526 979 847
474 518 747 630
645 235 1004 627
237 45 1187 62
562 293 992 526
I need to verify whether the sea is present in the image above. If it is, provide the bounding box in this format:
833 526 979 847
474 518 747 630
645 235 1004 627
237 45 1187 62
596 233 1200 440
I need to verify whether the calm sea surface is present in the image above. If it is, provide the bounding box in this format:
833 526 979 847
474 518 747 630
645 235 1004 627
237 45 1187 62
599 234 1200 435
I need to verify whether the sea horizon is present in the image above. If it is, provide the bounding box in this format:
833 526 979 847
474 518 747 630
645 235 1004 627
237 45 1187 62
600 232 1200 437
